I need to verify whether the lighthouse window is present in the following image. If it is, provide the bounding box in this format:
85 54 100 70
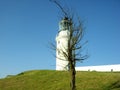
58 50 60 55
58 41 60 44
64 22 69 30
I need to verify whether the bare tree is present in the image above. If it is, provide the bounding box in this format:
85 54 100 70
50 0 88 90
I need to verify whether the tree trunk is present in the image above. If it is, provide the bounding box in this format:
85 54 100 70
70 62 76 90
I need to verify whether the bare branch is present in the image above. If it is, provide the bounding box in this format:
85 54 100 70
50 0 68 17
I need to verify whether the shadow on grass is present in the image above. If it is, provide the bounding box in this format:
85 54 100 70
107 80 120 90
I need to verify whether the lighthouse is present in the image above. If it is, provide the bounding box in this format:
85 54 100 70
56 17 70 70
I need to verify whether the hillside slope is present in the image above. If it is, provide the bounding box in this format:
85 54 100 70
0 70 120 90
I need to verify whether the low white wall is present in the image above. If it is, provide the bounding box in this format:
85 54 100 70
75 64 120 72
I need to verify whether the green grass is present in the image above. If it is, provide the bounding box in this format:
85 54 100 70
0 70 120 90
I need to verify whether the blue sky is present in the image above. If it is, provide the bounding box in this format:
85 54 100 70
0 0 120 78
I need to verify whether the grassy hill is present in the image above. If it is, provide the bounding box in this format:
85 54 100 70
0 70 120 90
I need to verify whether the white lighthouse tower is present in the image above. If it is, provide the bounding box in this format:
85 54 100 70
56 17 70 70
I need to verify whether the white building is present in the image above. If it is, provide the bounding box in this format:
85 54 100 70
56 17 70 70
75 64 120 72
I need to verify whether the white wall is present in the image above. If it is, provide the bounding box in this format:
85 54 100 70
75 64 120 72
56 30 69 70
